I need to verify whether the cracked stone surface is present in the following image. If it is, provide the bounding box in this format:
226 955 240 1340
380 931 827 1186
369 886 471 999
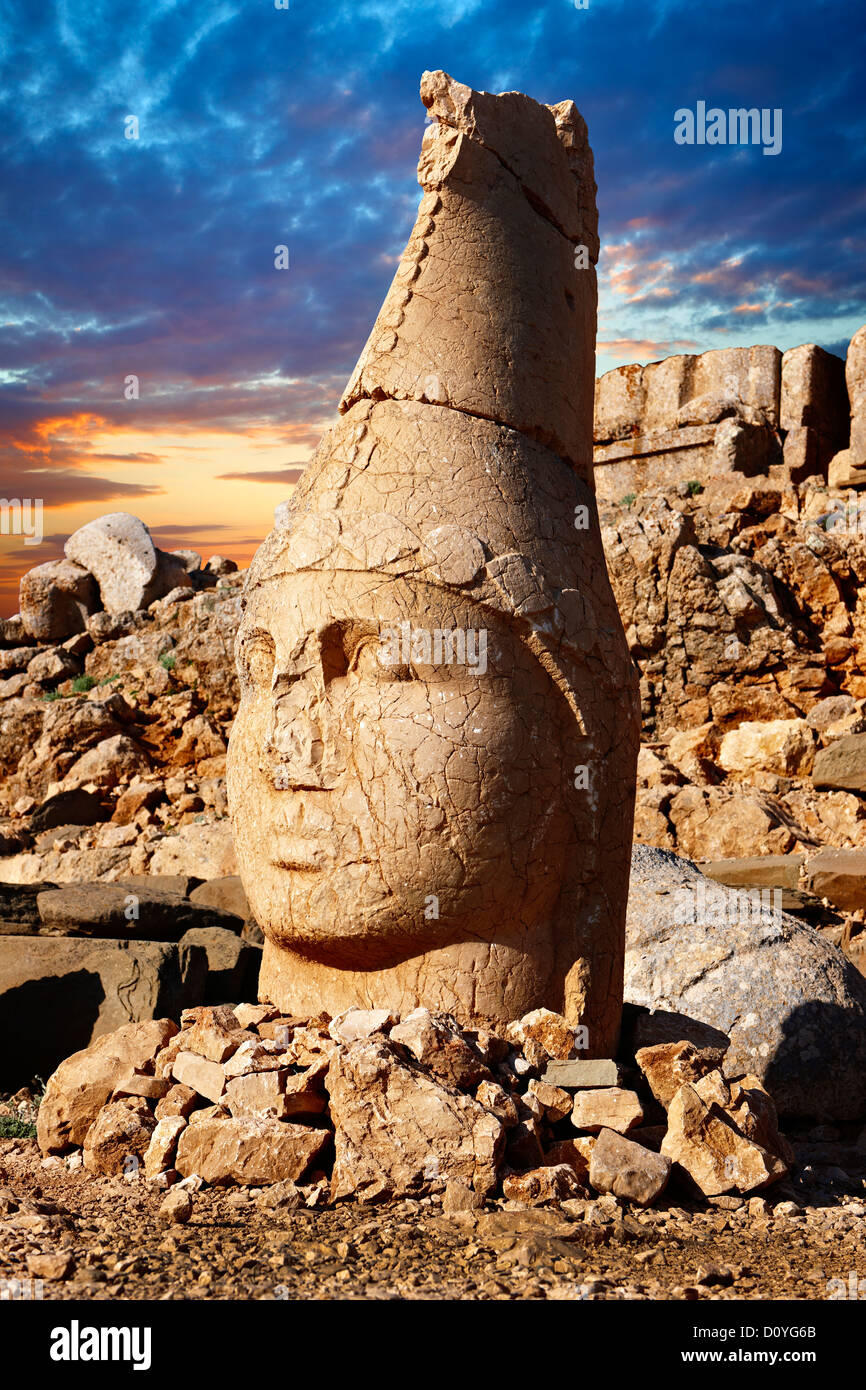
227 71 639 1047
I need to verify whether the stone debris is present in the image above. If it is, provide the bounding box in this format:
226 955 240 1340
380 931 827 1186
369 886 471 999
32 1001 794 1216
589 1128 672 1207
571 1087 644 1134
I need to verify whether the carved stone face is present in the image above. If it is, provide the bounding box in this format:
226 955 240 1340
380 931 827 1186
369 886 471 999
227 569 574 971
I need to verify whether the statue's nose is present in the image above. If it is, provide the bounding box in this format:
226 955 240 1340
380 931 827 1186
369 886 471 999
266 677 341 790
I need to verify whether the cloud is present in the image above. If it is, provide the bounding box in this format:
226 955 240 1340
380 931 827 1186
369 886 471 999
217 468 305 484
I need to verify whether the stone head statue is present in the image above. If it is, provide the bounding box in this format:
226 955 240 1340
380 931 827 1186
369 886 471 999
227 71 640 1052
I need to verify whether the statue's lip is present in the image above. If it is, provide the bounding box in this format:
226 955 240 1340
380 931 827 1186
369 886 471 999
270 835 336 870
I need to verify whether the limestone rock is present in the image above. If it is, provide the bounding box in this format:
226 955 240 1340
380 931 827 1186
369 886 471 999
718 719 814 779
571 1087 643 1134
329 1038 505 1200
35 1018 177 1153
82 1098 157 1175
501 1163 585 1205
542 1058 623 1088
19 560 99 643
505 1009 576 1062
154 1083 198 1120
625 845 866 1120
34 883 240 940
390 1008 491 1088
65 513 192 614
159 1189 193 1224
588 1127 671 1206
635 1040 727 1108
804 848 866 913
175 1115 328 1186
144 1115 187 1178
813 734 866 792
661 1080 786 1197
171 1051 226 1103
148 820 238 880
328 1008 396 1044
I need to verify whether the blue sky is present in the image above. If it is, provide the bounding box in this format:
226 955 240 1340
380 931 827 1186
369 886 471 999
0 0 864 608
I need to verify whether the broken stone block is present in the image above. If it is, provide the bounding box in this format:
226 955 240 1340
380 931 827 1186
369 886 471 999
112 1072 171 1102
475 1080 519 1127
154 1083 198 1121
588 1127 671 1206
813 735 866 793
718 718 814 779
506 1009 576 1062
19 560 99 642
175 1116 329 1187
501 1163 585 1205
571 1087 643 1134
1 936 205 1094
178 926 259 1004
35 883 241 941
144 1115 187 1179
542 1058 623 1089
328 1038 504 1201
82 1098 157 1175
328 1008 396 1044
37 1018 177 1153
65 512 192 614
179 1005 255 1062
171 1050 226 1104
541 1137 594 1183
804 848 866 913
526 1079 572 1122
660 1081 787 1197
635 1040 728 1109
390 1008 490 1089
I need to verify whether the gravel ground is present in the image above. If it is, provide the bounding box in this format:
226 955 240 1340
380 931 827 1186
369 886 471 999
2 1134 865 1302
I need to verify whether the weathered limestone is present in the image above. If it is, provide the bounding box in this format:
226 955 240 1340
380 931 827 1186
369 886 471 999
828 325 866 486
328 1038 505 1200
780 343 848 479
64 512 192 614
588 1127 671 1206
174 1115 328 1186
19 560 99 642
228 71 639 1046
593 347 783 500
571 1087 643 1134
37 1018 177 1153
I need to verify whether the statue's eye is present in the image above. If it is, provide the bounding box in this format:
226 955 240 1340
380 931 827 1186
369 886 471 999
240 632 276 690
350 635 412 681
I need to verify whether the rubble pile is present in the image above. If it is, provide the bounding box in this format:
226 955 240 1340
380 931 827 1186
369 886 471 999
36 1003 793 1212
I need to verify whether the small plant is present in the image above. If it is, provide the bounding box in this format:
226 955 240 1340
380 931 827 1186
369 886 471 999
159 653 176 670
42 687 62 702
99 673 122 686
620 493 636 509
0 1116 36 1139
686 479 704 496
71 674 96 693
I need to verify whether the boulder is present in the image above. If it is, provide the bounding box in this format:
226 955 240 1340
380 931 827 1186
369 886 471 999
542 1058 623 1088
588 1127 671 1206
148 821 238 880
328 1038 505 1200
661 1074 788 1197
65 513 193 614
144 1115 187 1178
82 1097 157 1175
178 925 260 1003
803 849 866 914
4 937 203 1096
501 1163 585 1205
19 560 98 642
571 1087 643 1134
635 1039 727 1108
37 1017 177 1153
35 883 242 940
718 719 814 778
390 1008 491 1089
625 845 866 1120
812 734 866 792
174 1115 328 1186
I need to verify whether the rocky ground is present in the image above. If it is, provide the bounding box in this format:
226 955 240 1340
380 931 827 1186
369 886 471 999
2 1133 865 1301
